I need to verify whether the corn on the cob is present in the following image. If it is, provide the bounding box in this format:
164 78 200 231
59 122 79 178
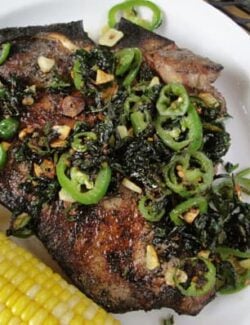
0 232 120 325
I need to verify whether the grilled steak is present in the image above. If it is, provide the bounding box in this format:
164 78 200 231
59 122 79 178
117 18 223 90
0 20 226 315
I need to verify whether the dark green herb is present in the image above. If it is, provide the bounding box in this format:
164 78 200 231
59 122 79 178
0 76 26 117
203 125 231 162
90 47 115 73
111 136 171 190
225 162 239 173
138 62 156 81
48 74 71 92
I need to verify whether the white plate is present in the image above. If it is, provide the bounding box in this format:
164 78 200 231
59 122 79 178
0 0 250 324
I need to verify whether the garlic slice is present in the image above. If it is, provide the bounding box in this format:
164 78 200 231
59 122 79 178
37 56 55 73
99 28 124 47
121 178 142 194
146 245 160 270
95 69 114 85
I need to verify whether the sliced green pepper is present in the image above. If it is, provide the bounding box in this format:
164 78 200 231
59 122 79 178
0 117 19 140
219 270 250 295
215 247 250 260
175 257 216 297
0 144 7 170
170 197 208 226
216 247 250 294
56 153 111 205
163 151 214 197
72 59 84 90
138 195 165 222
115 48 142 87
71 132 97 152
156 83 189 117
108 0 162 31
11 213 33 238
235 168 250 195
115 48 135 76
131 111 149 135
70 166 94 190
155 104 203 152
0 43 11 65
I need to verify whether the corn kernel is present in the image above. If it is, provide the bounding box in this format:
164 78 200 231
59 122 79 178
21 303 40 322
12 295 31 317
84 302 99 320
0 283 16 303
43 296 61 312
0 232 120 324
0 308 13 323
6 292 22 309
29 309 49 325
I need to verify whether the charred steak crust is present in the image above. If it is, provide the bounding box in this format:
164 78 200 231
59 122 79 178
117 18 223 90
0 21 91 44
116 18 176 52
0 20 220 315
36 191 215 314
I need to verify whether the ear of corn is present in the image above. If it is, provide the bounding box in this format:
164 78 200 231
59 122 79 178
0 232 120 325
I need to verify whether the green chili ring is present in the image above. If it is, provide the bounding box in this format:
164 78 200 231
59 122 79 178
0 117 20 140
0 144 7 170
71 132 97 152
163 151 214 197
219 270 250 295
108 0 162 31
72 59 84 90
123 48 142 87
215 247 250 259
115 48 135 76
56 153 111 205
156 83 189 117
216 247 250 295
115 48 142 87
0 43 11 65
175 257 216 297
138 196 165 222
131 110 150 135
155 104 203 152
169 197 208 226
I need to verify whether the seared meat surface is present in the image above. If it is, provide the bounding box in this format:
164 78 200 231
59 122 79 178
0 20 225 315
0 21 93 88
117 18 223 90
36 190 214 314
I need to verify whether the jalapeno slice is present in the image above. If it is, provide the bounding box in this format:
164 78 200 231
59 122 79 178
155 104 203 152
174 257 216 297
71 132 97 152
216 247 250 294
170 196 208 226
0 144 7 170
108 0 162 31
163 151 214 197
156 83 189 117
56 153 111 205
115 48 142 87
0 117 19 140
0 43 11 65
138 195 165 222
131 111 151 135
